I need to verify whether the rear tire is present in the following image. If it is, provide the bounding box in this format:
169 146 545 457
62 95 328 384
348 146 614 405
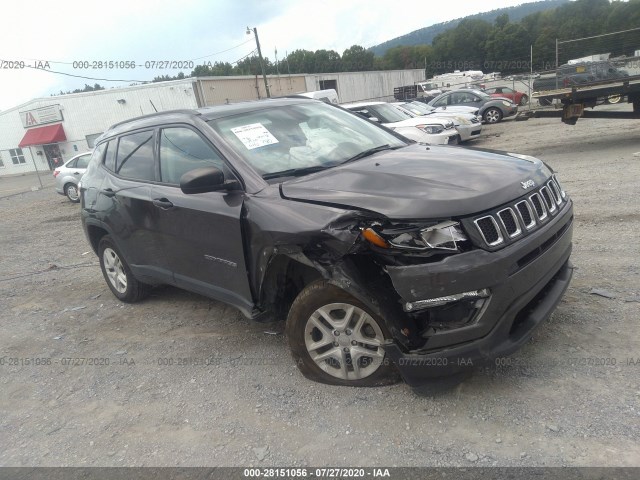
519 95 529 106
286 281 398 387
98 235 151 302
64 183 80 203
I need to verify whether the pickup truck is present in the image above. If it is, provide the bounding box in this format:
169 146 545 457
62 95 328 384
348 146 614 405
394 83 442 102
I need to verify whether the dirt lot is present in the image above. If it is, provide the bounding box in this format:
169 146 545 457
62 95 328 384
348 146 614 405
1 110 639 468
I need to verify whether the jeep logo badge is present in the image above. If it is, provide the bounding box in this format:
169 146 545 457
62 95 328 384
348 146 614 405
521 180 535 189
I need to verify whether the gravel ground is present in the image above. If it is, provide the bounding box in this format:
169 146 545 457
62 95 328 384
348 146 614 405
1 109 639 467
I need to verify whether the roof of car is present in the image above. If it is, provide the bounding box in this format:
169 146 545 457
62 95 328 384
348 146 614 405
103 98 315 138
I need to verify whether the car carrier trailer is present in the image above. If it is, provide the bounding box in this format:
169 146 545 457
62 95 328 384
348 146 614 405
523 74 640 124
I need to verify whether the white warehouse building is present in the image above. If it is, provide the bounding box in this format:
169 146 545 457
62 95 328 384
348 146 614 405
0 69 425 177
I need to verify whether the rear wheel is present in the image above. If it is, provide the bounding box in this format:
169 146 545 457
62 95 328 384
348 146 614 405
64 183 79 203
98 235 151 302
606 94 622 104
519 95 529 106
483 107 503 124
286 281 398 386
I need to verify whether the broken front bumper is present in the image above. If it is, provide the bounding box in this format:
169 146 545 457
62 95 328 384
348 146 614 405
382 200 574 389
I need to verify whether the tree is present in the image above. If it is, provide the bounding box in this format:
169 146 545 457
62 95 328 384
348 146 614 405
313 49 341 73
341 45 374 71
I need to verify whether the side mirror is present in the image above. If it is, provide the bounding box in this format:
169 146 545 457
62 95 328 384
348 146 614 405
180 167 238 194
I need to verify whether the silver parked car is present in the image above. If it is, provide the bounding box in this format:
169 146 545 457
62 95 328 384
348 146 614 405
54 151 92 203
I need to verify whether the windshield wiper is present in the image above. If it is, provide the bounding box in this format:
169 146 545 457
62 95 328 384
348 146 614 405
262 165 333 180
341 144 399 165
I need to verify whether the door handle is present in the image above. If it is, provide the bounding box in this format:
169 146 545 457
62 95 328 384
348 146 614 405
153 198 174 209
101 188 116 197
73 171 81 175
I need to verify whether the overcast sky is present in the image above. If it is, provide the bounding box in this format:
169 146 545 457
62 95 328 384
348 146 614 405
0 0 531 111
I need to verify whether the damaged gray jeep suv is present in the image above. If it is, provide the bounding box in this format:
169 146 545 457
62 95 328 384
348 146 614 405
80 98 573 392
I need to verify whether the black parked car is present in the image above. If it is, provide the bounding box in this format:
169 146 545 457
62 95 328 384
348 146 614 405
80 99 573 393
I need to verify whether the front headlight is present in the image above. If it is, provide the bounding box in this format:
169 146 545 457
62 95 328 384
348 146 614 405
416 124 445 134
362 220 468 252
501 100 512 107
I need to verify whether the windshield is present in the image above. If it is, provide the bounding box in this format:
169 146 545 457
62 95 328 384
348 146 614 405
207 102 407 179
350 103 412 123
405 102 434 115
470 89 491 99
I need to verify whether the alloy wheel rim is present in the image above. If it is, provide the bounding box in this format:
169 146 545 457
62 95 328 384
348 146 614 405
304 303 385 381
486 110 500 123
67 185 78 201
103 248 127 293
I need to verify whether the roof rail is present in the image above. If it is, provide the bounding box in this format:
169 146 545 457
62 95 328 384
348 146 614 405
108 109 201 130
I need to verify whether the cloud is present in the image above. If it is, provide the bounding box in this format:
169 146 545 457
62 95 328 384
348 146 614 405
0 0 532 110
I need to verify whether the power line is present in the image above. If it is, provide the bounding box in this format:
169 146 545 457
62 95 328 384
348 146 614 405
0 60 147 83
188 39 255 61
14 38 256 66
558 26 640 44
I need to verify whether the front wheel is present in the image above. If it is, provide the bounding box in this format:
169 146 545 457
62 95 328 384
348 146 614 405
286 281 398 387
483 107 503 124
98 235 151 302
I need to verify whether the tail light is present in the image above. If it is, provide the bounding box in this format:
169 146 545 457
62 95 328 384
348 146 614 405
53 169 60 177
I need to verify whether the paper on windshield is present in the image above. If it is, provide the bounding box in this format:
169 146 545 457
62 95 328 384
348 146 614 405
231 123 279 150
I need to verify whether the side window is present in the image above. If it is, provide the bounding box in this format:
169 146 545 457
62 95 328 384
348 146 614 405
103 140 116 171
159 127 224 185
116 131 155 181
432 97 447 107
66 158 78 169
75 154 91 169
85 143 107 177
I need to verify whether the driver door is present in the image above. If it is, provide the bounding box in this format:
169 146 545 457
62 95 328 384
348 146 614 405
149 125 253 313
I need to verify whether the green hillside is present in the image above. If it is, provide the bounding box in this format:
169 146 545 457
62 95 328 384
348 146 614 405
370 0 570 56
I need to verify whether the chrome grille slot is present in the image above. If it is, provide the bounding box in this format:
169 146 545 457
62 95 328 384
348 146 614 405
548 179 562 205
554 175 566 199
540 186 556 213
497 208 521 238
529 193 548 221
515 200 536 230
472 180 568 248
474 216 503 246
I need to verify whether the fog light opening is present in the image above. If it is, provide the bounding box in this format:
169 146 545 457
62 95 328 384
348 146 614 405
404 288 490 312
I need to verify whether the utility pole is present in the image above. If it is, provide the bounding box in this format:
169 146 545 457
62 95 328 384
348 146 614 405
247 26 270 98
555 38 559 90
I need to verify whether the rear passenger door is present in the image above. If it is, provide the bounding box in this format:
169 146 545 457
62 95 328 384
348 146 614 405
98 130 169 281
149 125 253 312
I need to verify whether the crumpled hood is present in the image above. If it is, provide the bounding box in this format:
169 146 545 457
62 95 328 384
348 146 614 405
280 144 552 219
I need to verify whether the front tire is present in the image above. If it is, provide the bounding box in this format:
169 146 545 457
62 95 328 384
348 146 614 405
98 235 151 302
65 183 80 203
483 107 503 124
286 281 398 387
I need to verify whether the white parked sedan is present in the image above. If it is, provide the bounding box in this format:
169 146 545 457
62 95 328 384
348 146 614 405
392 101 482 142
53 151 92 203
342 101 459 145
